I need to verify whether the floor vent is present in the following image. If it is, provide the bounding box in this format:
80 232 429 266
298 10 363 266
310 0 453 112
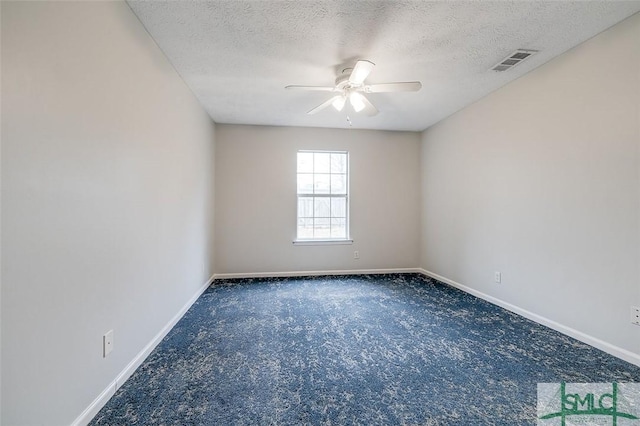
492 49 538 72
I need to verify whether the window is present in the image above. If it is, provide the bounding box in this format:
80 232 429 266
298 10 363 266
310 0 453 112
296 150 350 242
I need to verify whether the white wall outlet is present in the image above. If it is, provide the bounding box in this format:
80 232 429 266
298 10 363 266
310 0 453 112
631 306 640 326
494 271 502 284
103 330 114 357
354 251 360 260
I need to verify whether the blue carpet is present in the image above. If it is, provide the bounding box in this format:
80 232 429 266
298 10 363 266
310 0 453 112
90 273 640 425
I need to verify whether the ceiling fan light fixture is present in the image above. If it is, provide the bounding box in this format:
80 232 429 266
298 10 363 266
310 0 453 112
349 92 366 112
289 59 417 117
332 95 346 111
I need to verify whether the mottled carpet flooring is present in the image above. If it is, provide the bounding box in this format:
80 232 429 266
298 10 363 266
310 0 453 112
90 274 640 425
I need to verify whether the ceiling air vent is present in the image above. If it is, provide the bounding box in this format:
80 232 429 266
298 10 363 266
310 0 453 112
491 49 538 72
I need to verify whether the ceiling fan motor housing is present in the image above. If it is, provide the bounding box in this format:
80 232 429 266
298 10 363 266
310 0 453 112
335 73 354 89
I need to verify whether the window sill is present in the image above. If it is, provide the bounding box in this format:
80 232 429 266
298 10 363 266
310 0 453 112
293 239 354 246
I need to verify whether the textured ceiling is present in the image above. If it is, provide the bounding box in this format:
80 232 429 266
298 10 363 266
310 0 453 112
127 1 640 131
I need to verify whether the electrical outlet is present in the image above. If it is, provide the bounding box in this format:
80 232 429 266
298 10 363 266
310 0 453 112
494 271 502 284
103 330 114 357
631 306 640 326
354 251 360 260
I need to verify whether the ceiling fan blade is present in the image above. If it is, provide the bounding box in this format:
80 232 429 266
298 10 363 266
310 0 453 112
365 82 422 93
285 85 336 92
349 60 375 85
359 94 378 116
307 96 342 115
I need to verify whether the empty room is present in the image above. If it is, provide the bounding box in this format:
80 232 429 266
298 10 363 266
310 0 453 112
2 1 640 425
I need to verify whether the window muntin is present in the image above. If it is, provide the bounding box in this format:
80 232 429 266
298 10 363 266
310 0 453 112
296 151 349 240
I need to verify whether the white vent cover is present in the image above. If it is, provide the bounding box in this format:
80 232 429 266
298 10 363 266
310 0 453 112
492 49 539 72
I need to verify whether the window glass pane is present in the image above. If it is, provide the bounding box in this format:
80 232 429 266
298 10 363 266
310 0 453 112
314 174 330 194
331 197 346 217
330 174 346 195
298 197 314 218
297 152 314 173
314 218 330 238
297 173 313 194
314 197 330 218
297 150 349 240
297 218 314 239
314 153 330 173
331 218 346 238
331 153 346 173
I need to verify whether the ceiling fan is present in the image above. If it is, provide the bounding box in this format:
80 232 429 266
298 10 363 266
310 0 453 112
285 60 422 116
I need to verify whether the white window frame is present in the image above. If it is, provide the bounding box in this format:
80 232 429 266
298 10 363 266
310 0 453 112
293 150 353 245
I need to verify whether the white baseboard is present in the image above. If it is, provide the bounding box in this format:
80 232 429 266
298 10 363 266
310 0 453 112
418 268 640 368
213 268 422 280
72 274 215 426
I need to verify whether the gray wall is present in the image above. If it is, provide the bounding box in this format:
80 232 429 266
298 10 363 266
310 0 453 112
215 124 421 275
1 2 216 424
420 13 640 357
